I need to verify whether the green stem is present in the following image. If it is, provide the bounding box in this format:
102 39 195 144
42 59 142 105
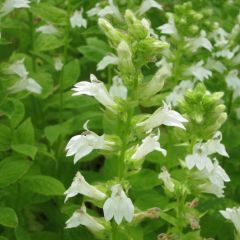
59 0 71 123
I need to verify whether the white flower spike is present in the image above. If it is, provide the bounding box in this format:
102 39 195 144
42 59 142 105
97 54 118 71
138 0 162 15
132 130 167 160
220 207 240 233
158 167 175 192
185 143 214 172
64 171 106 202
70 9 87 29
226 70 240 99
72 74 118 112
205 131 229 157
66 122 115 164
103 184 134 225
109 76 128 100
137 102 188 131
66 203 104 232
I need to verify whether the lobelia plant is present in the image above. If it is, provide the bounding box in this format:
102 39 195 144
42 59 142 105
63 7 231 240
1 0 240 240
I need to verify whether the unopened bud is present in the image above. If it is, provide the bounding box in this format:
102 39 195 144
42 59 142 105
117 40 135 75
139 64 171 99
125 10 149 39
98 18 123 46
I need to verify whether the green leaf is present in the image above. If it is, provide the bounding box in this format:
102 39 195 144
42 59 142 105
0 156 31 188
44 124 64 145
0 124 11 151
13 118 35 145
31 3 67 25
78 37 111 62
0 236 8 240
15 227 31 240
128 169 159 190
62 59 80 89
0 207 18 228
34 34 64 52
22 175 65 196
12 144 37 159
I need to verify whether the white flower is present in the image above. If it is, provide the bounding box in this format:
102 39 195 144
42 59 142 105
158 167 175 192
9 78 42 94
185 30 213 52
109 76 127 100
157 14 178 38
70 9 87 29
205 131 229 157
220 207 240 233
137 102 188 131
66 121 115 164
1 0 30 16
87 3 101 17
36 24 58 35
87 0 121 21
97 54 118 71
185 143 214 172
194 159 230 188
165 80 194 107
184 61 212 82
72 74 118 112
210 25 229 47
8 58 28 78
103 184 134 225
132 130 166 160
206 58 226 73
214 47 238 59
226 70 240 99
8 59 42 94
64 171 106 202
66 203 104 232
138 0 162 15
198 182 225 198
54 58 63 71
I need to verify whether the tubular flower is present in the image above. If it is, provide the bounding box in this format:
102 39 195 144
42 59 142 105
66 122 115 164
109 76 128 100
97 54 118 71
72 74 118 112
158 167 175 192
132 130 166 160
66 204 104 232
220 207 240 233
70 9 87 28
137 102 188 131
205 131 229 157
103 184 134 225
64 171 106 202
185 143 214 172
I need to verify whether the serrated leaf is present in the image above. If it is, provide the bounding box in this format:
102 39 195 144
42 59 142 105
22 175 65 196
0 156 31 188
0 207 18 228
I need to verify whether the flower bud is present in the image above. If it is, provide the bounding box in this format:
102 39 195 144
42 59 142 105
98 18 123 46
138 64 171 100
117 40 135 77
125 10 149 40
